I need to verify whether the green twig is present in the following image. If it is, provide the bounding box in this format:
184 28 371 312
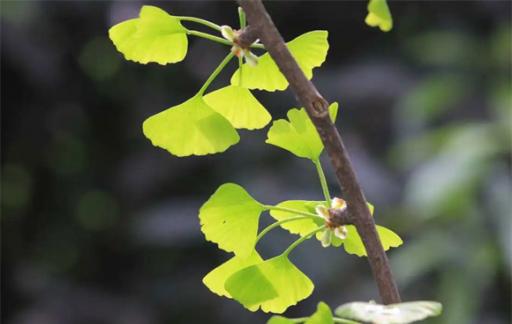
237 7 246 87
256 215 316 243
178 16 222 31
187 30 233 46
283 226 325 256
262 205 322 219
238 7 246 28
238 56 244 87
314 158 331 205
187 29 265 49
196 52 235 97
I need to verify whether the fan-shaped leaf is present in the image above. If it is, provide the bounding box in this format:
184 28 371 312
306 302 334 324
267 302 334 324
203 251 263 299
203 85 271 129
341 225 403 257
365 0 393 32
109 6 188 65
335 301 442 324
199 183 264 257
267 316 294 324
231 31 329 91
226 255 314 314
266 103 338 160
143 95 239 157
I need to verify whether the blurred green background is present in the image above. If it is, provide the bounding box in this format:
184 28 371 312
2 1 510 323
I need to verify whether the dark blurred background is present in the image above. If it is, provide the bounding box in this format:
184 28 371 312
2 1 511 323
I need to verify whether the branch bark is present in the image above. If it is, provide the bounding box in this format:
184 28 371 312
237 0 401 304
236 25 259 48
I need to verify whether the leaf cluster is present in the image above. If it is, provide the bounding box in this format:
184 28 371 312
106 2 418 320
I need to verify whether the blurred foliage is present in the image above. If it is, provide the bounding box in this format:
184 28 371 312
1 1 510 324
389 19 511 324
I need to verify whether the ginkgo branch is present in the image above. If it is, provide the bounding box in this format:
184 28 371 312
237 0 401 304
283 225 325 256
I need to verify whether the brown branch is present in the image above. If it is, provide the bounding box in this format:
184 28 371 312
237 0 401 304
328 208 352 226
236 25 259 49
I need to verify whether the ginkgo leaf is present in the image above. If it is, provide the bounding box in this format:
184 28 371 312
365 0 393 32
267 302 334 324
269 200 324 236
266 103 338 160
203 85 271 130
109 6 188 65
203 251 263 299
225 255 314 314
306 302 334 324
335 301 442 324
231 31 329 91
199 183 264 257
142 95 239 157
341 225 403 257
267 316 294 324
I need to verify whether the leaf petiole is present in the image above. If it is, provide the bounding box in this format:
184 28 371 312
256 215 316 243
262 205 322 219
186 29 265 49
186 29 233 46
313 158 331 205
196 52 235 97
238 7 246 29
283 225 326 256
237 7 246 86
178 16 222 31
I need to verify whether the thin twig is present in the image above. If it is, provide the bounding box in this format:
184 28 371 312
236 0 401 304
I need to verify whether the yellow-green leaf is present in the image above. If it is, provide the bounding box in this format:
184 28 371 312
267 316 295 324
342 225 403 257
266 103 338 160
142 95 239 157
109 6 188 65
203 251 263 299
231 31 329 91
226 255 314 313
203 85 271 130
199 183 264 257
267 302 334 324
365 0 393 32
306 302 334 324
